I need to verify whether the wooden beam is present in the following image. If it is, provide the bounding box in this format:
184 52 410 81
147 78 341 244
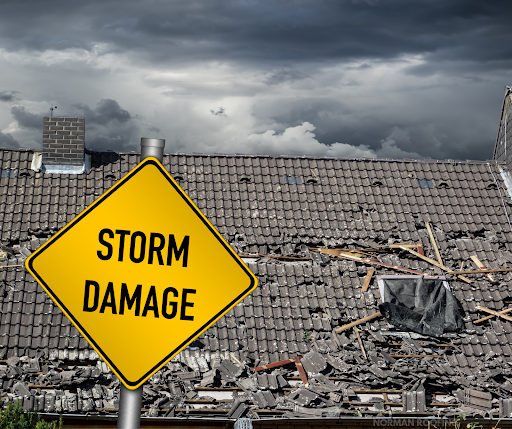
425 222 443 266
254 357 296 371
335 252 437 277
470 255 495 281
447 267 512 275
354 326 367 359
334 311 382 333
376 342 455 347
474 306 512 324
475 305 512 322
399 246 472 284
318 248 369 258
389 354 444 358
293 356 308 387
388 244 423 249
361 269 374 292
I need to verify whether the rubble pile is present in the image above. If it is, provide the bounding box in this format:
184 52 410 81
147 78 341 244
3 336 512 419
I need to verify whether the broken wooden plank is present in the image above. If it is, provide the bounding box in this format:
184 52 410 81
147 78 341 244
318 248 369 258
447 267 512 275
334 311 382 333
388 243 423 249
475 306 512 322
399 246 472 284
352 389 404 394
375 342 455 348
425 221 443 266
470 255 495 281
389 354 444 358
354 326 367 360
335 252 437 277
238 254 312 261
254 357 296 372
474 306 512 324
293 356 308 387
361 269 374 292
258 254 311 261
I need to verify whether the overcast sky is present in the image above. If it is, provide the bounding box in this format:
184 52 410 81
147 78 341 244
0 0 511 160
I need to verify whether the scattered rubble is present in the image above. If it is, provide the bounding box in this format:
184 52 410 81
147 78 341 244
2 331 512 419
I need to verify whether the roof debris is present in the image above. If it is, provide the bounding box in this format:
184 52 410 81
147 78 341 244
2 149 512 421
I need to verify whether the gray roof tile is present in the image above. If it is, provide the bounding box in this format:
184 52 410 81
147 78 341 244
4 148 512 417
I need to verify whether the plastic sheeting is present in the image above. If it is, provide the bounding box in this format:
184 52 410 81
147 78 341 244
378 277 464 337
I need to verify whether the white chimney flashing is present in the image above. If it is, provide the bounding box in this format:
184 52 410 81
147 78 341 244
31 151 91 174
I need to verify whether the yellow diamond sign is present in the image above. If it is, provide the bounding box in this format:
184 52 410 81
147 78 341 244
25 157 258 389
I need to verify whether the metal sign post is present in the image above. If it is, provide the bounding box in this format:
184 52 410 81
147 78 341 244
118 384 143 429
117 138 165 429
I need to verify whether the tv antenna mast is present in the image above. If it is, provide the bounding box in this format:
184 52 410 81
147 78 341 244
50 105 57 118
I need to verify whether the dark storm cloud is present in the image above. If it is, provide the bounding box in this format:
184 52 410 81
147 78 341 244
1 0 511 68
0 91 20 102
0 0 510 160
71 99 138 151
0 131 20 148
11 106 42 129
3 100 147 152
72 99 131 126
252 88 500 161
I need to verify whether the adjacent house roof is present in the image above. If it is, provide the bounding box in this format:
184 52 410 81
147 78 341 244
493 86 512 170
3 147 512 423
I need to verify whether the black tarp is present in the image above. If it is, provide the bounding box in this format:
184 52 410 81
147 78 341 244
378 277 464 337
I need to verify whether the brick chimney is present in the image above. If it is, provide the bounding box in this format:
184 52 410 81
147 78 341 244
42 117 85 166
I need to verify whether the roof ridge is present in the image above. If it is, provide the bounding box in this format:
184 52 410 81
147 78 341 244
5 146 498 164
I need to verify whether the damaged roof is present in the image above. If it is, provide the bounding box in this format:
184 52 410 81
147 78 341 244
3 147 512 421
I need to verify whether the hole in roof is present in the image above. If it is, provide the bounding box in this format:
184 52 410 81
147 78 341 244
378 275 464 336
438 181 450 188
104 173 117 180
283 175 302 185
486 182 498 190
416 179 435 188
359 205 375 214
372 180 384 187
173 175 184 181
407 173 417 179
239 176 251 183
306 177 318 184
19 171 31 178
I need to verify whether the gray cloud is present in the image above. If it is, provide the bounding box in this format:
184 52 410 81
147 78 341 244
0 91 20 102
0 0 509 160
11 106 42 129
70 99 139 151
0 0 509 68
210 107 227 117
262 69 310 86
72 99 131 126
0 131 19 148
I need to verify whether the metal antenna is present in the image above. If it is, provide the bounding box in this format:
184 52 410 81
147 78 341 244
50 105 57 118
